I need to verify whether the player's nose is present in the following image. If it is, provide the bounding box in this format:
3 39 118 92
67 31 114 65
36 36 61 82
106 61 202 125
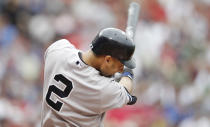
119 64 124 73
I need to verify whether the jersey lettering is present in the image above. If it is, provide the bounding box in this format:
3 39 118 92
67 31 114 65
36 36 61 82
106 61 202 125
46 74 73 111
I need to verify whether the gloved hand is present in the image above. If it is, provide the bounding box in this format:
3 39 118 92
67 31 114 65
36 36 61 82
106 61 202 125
121 67 134 80
114 72 122 82
114 67 134 82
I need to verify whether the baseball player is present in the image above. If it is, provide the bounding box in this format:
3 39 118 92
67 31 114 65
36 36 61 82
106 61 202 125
41 28 137 127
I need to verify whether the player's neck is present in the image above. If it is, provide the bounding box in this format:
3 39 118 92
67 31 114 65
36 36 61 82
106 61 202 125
82 50 103 70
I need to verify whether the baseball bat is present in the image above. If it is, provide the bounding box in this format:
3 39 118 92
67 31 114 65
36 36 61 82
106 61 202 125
126 2 140 41
114 2 140 80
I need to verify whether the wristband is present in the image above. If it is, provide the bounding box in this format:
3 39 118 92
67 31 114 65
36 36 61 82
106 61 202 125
127 95 137 105
121 71 134 80
124 87 137 105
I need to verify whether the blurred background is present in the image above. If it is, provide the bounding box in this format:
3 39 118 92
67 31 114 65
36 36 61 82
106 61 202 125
0 0 210 127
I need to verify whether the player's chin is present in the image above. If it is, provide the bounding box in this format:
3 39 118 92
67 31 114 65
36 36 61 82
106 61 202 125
99 71 114 78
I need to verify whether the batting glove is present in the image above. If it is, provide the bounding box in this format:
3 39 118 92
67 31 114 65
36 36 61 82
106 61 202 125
121 67 134 80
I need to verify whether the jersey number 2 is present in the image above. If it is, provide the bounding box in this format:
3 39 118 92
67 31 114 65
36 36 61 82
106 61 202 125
46 74 73 111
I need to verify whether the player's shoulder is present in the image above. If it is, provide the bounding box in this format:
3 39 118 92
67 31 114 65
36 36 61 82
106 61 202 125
44 39 76 59
47 39 75 51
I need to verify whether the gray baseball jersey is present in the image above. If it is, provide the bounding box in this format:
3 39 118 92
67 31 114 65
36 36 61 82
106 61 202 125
41 39 132 127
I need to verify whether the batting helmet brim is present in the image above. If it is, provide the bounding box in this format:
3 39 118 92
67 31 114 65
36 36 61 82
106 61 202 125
122 57 136 69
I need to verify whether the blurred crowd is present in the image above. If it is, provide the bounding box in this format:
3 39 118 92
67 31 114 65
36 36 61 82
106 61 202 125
0 0 210 127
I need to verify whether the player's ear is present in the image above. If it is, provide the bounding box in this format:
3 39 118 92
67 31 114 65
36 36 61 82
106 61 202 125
104 55 111 63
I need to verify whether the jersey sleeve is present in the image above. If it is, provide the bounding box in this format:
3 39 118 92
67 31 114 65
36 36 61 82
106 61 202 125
98 78 131 113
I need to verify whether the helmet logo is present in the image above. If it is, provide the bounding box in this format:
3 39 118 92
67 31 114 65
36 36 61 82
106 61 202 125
90 44 93 49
